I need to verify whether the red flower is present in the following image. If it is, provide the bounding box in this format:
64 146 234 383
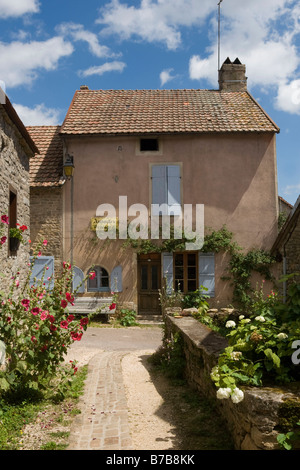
47 314 55 323
0 236 7 245
67 314 75 322
1 215 9 224
71 331 82 341
61 299 68 309
109 303 116 310
80 317 89 326
60 320 68 329
7 317 11 323
19 225 28 232
31 307 40 316
89 271 96 280
66 292 74 305
21 298 30 308
31 336 37 343
50 324 57 331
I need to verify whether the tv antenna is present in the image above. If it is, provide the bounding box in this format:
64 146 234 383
218 0 223 71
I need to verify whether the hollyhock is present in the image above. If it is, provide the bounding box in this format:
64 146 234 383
47 314 55 323
109 303 116 310
1 215 9 224
61 299 68 309
40 311 47 321
89 271 96 280
66 292 74 305
50 324 57 332
31 307 40 316
43 239 48 246
80 317 89 326
19 225 28 232
21 299 30 309
0 236 7 245
60 320 68 329
67 314 75 322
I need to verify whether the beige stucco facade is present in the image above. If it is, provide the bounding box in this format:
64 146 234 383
62 131 279 309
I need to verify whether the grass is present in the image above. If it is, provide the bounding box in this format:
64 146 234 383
0 366 88 450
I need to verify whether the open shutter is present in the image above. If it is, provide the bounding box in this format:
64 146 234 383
198 253 215 297
110 265 123 292
152 165 167 215
30 256 54 290
167 165 181 215
162 252 173 295
73 266 85 293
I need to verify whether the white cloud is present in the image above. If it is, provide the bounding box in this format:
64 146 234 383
97 0 215 50
13 103 61 126
0 0 39 18
0 37 74 88
160 68 176 86
276 80 300 114
57 23 117 59
79 61 126 77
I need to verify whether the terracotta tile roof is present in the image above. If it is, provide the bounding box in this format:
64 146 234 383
60 89 279 136
27 126 63 187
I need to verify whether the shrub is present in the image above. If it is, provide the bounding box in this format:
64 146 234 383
0 239 93 397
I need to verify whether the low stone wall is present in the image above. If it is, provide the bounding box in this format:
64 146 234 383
164 314 300 450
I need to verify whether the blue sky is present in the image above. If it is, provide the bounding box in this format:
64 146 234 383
0 0 299 205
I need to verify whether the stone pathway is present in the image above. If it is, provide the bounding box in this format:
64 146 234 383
68 351 133 450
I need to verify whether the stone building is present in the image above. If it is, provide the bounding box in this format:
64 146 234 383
0 91 38 292
27 125 64 276
272 194 300 297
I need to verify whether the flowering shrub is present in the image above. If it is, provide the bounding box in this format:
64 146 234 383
211 278 300 404
0 239 94 396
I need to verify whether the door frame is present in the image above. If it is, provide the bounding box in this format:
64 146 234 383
137 253 162 315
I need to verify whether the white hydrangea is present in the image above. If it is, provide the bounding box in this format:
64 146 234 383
231 387 244 403
230 351 242 361
255 316 265 322
277 333 288 340
216 387 232 399
225 320 236 328
239 315 245 320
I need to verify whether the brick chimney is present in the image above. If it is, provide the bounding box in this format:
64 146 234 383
219 57 247 91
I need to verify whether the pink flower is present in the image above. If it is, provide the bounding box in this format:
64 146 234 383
47 314 55 323
38 251 42 257
89 271 96 280
31 307 40 316
61 299 68 309
71 331 82 341
1 215 9 224
31 336 37 343
43 239 48 246
15 280 19 287
21 298 30 309
60 320 68 329
40 311 47 321
0 236 7 245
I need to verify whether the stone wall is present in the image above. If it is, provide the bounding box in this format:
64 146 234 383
0 108 31 292
286 217 300 275
30 186 63 274
164 314 300 450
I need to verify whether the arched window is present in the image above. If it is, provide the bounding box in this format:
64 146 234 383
87 266 110 292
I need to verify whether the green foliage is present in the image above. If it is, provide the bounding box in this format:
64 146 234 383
152 332 186 382
211 277 300 404
182 287 210 314
116 308 138 327
0 240 92 396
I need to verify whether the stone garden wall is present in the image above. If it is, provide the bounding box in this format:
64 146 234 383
164 313 300 450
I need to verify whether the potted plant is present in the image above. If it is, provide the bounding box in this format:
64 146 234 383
9 224 28 252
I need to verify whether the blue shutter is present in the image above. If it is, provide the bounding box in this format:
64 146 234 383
198 253 215 297
73 266 85 293
167 165 181 215
162 252 173 295
30 256 54 290
110 265 123 292
152 165 167 215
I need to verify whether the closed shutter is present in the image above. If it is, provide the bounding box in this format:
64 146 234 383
73 266 85 293
152 165 167 214
167 165 181 215
30 256 54 290
110 265 123 292
162 252 173 295
198 253 215 297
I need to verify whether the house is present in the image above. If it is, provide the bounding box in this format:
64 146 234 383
27 125 64 279
28 58 280 314
272 194 300 299
0 89 38 293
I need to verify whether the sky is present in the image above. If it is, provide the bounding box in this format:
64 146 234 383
0 0 299 206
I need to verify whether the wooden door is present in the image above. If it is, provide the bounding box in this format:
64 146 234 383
138 254 161 315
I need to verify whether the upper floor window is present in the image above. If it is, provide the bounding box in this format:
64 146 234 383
9 190 18 254
87 266 110 292
140 138 159 152
151 164 181 216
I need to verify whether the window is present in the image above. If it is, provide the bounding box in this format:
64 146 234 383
140 138 159 152
87 266 110 292
174 252 197 293
9 190 18 254
151 164 181 216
